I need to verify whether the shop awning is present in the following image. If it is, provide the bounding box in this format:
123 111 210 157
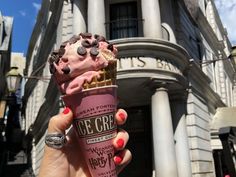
211 107 236 130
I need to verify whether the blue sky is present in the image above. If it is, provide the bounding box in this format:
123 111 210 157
215 0 236 45
0 0 235 56
0 0 41 55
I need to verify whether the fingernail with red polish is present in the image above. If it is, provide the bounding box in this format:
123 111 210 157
114 155 123 165
63 107 70 114
118 112 126 121
116 138 124 148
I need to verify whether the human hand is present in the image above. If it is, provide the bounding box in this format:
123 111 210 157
38 108 131 177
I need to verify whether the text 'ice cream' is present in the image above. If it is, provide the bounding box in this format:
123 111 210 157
48 32 117 95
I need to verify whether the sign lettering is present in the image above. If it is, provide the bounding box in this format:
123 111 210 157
117 57 182 75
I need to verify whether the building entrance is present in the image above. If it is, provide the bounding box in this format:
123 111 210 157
119 106 152 177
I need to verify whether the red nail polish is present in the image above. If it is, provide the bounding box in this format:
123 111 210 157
118 112 126 121
63 107 70 114
116 138 124 148
114 156 122 165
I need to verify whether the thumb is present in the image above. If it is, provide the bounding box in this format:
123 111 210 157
47 107 73 134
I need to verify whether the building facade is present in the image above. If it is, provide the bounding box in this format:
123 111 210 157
0 11 13 103
23 0 236 177
0 11 13 176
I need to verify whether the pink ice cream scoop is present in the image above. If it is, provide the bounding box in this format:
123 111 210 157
48 33 117 95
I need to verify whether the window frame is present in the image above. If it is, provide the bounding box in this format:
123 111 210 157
105 0 143 40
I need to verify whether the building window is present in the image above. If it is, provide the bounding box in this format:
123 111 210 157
195 38 203 65
108 2 139 40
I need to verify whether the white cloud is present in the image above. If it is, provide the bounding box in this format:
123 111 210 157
32 2 41 12
19 10 26 17
215 0 236 45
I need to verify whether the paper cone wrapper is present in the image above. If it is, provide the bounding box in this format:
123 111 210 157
62 86 118 177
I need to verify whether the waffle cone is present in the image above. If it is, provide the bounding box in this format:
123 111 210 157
82 60 117 90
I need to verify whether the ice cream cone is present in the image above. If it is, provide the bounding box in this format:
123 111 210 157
48 33 119 177
83 60 117 90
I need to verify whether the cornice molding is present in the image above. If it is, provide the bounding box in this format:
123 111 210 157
112 37 191 90
195 8 224 53
188 59 225 111
112 37 190 71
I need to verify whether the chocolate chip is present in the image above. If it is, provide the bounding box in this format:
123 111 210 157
80 32 92 38
52 49 59 55
107 44 113 51
48 54 59 64
48 56 54 64
62 66 70 74
82 39 91 48
69 36 78 44
61 57 68 62
55 56 60 64
60 41 68 48
90 47 99 56
77 46 87 55
49 64 56 74
96 35 106 42
58 48 65 57
94 34 99 39
91 40 99 47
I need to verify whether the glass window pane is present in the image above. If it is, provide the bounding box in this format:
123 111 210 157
110 2 138 39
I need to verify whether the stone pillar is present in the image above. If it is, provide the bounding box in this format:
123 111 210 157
141 0 162 38
151 87 178 177
171 98 192 177
233 85 236 106
72 0 86 35
87 0 106 36
32 139 36 173
218 54 227 104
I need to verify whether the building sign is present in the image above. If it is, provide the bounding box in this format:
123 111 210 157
117 57 182 75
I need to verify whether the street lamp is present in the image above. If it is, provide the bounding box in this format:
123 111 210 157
6 67 22 94
4 67 23 159
200 46 236 66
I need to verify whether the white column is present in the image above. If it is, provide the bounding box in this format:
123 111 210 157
218 55 227 104
151 88 178 177
171 99 192 177
141 0 162 38
72 0 86 35
87 0 106 36
32 139 36 174
233 85 236 106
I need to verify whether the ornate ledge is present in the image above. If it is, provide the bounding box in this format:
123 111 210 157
112 37 190 86
109 38 191 106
